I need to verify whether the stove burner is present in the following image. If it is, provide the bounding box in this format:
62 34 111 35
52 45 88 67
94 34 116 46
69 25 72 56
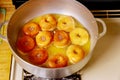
23 70 81 80
63 74 81 80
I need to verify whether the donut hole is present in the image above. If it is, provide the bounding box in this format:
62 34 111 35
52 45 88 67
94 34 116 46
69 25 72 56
76 34 81 38
58 35 63 41
62 22 67 25
45 18 50 23
36 53 42 58
40 36 46 41
73 50 78 54
28 27 34 31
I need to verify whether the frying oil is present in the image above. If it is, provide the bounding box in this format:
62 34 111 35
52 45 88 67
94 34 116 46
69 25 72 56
17 13 90 67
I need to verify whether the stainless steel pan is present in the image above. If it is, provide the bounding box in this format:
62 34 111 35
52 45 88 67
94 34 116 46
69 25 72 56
0 0 106 78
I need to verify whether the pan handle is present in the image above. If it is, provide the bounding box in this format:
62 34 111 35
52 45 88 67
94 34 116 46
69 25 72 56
0 21 8 42
96 18 107 39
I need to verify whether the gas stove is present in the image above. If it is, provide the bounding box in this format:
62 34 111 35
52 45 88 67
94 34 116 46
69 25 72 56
10 15 120 80
9 0 120 80
10 56 82 80
10 17 120 80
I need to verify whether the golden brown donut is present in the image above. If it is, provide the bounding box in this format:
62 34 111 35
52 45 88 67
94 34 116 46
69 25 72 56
39 14 57 31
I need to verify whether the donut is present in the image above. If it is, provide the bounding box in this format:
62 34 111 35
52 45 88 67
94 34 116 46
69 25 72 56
53 30 69 48
29 48 48 65
70 28 89 46
57 15 75 32
48 54 68 68
22 22 40 37
66 45 85 64
16 35 35 52
39 14 57 31
36 31 53 47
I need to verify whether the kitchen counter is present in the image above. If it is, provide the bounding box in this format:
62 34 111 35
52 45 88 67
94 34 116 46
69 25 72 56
0 0 15 80
81 18 120 80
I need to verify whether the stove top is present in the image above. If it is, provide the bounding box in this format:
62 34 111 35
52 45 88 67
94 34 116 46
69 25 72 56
10 18 120 80
1 0 120 80
8 0 120 80
10 57 82 80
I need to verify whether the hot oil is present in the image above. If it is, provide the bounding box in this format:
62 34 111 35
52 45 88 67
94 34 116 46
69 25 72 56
17 14 90 67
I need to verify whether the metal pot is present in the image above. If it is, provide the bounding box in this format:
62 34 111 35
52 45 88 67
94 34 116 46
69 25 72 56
0 0 106 78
